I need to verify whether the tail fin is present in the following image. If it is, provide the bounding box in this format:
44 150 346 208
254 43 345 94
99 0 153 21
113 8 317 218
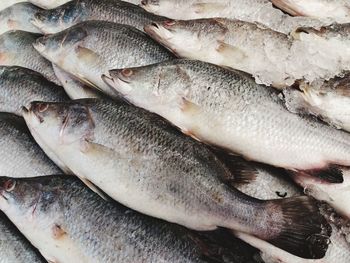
265 196 331 259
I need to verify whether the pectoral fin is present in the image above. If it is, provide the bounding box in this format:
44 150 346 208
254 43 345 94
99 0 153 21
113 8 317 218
216 41 247 64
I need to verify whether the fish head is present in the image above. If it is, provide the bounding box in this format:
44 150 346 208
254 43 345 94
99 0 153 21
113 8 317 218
33 26 88 64
23 101 95 148
31 1 86 34
104 61 191 110
145 19 227 57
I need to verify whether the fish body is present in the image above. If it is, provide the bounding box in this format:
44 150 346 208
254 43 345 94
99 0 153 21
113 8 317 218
0 212 45 263
0 0 27 12
105 59 350 181
23 99 331 259
28 0 70 9
145 19 350 87
32 0 167 34
34 21 175 97
0 30 61 85
0 2 42 34
0 175 259 263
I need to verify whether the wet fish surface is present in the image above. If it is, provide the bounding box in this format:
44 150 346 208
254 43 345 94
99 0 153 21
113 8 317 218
28 0 70 9
31 0 167 34
0 0 27 12
105 59 350 183
0 2 42 34
0 112 61 178
34 21 175 97
0 175 261 263
0 212 45 263
0 30 61 85
23 98 331 259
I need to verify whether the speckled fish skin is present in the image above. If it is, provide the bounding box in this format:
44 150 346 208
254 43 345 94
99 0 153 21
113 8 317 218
33 21 175 97
0 31 61 86
0 175 259 263
105 59 350 174
272 0 350 23
0 113 61 178
0 212 45 263
23 99 332 259
31 0 168 34
283 73 350 133
0 66 69 116
0 2 42 35
28 0 70 9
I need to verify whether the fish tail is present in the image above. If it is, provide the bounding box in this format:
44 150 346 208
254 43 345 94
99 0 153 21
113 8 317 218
263 196 331 259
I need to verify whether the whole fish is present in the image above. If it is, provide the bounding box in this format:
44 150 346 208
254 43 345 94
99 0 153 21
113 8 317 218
33 21 175 97
0 212 45 263
0 175 261 263
0 30 61 85
0 112 61 178
31 0 167 34
144 19 350 88
0 66 69 116
104 59 350 183
283 74 350 132
28 0 70 9
272 0 350 23
53 64 103 99
140 0 331 34
23 99 331 259
0 0 27 12
0 2 42 34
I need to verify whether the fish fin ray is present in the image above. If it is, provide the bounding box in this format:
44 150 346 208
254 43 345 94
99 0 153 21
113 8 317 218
216 41 247 63
300 165 344 183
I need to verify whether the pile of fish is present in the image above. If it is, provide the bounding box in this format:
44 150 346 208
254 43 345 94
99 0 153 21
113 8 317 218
1 0 350 262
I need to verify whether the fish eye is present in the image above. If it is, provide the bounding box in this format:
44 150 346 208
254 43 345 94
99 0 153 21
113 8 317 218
4 180 16 192
38 104 49 113
121 69 133 77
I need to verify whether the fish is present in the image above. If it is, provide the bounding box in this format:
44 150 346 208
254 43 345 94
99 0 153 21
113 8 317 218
0 112 62 178
28 0 70 9
33 20 175 97
31 0 167 34
0 174 262 263
272 0 350 23
0 30 61 85
22 98 331 259
0 66 69 116
104 59 350 183
0 2 42 34
283 73 350 133
0 0 27 12
144 19 350 88
140 0 332 34
53 64 103 99
0 212 45 262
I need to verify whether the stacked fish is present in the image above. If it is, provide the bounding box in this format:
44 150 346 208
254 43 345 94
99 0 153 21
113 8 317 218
1 0 350 262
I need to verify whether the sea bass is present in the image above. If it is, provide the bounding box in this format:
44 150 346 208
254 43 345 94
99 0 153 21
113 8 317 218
104 59 350 183
145 19 350 87
0 113 61 178
0 175 262 263
23 99 331 259
31 0 167 34
33 21 175 97
0 212 45 263
0 30 61 85
0 2 42 34
272 0 350 23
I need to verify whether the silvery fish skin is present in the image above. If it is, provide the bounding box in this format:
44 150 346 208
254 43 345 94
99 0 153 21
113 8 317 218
0 212 45 263
53 64 102 99
0 0 27 12
23 99 331 259
145 19 350 88
140 0 332 34
105 59 350 182
0 113 61 178
28 0 70 9
283 74 350 132
0 66 69 116
33 21 175 97
0 30 61 85
0 175 261 263
272 0 350 23
31 0 167 34
0 3 42 34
